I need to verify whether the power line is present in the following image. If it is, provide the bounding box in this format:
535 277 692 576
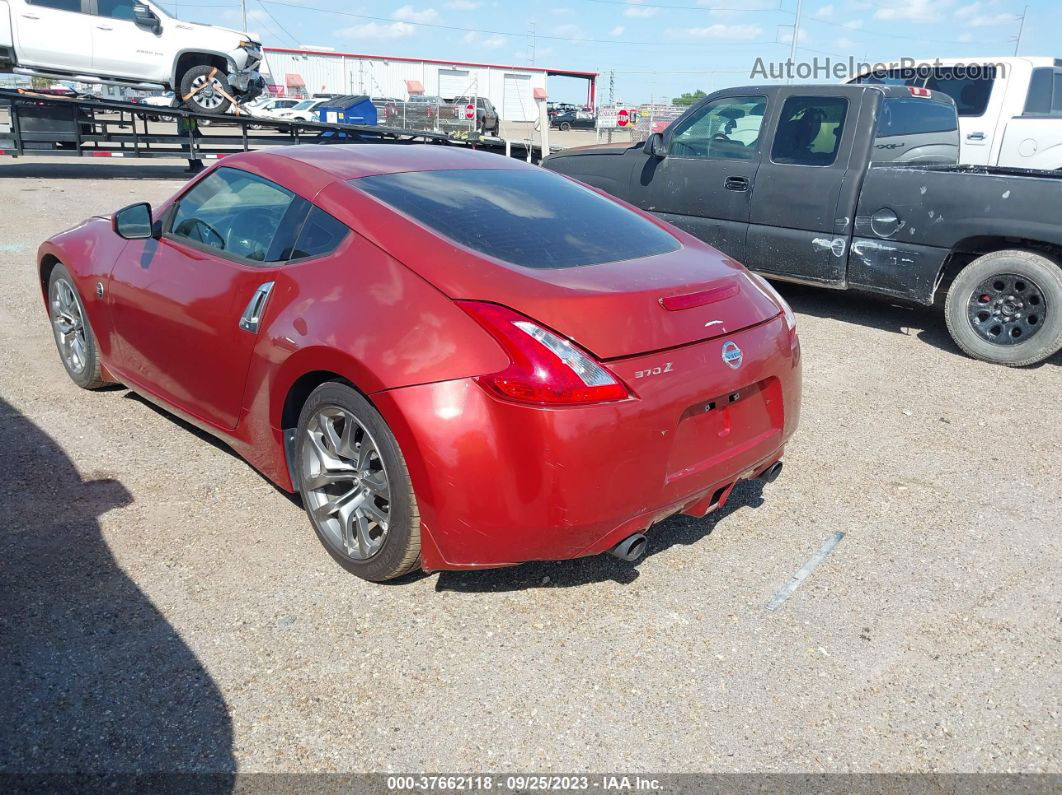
577 0 789 12
254 0 299 45
259 0 786 47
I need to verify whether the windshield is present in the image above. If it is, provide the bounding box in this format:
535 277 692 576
353 168 680 269
292 100 316 111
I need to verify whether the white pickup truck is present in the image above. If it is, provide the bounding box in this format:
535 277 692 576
0 0 263 114
849 57 1062 170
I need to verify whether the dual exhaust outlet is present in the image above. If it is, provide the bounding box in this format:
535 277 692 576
606 460 784 562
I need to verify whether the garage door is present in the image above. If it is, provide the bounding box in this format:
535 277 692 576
503 74 533 122
438 69 471 99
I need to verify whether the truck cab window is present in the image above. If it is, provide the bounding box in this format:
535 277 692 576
96 0 137 19
857 66 996 117
771 96 848 166
668 96 766 161
27 0 83 10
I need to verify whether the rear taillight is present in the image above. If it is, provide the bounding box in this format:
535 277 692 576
457 301 632 406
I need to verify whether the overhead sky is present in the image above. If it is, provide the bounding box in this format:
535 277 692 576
157 0 1058 105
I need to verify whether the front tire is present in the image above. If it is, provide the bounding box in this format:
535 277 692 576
560 122 572 131
295 383 421 582
179 65 233 115
47 264 107 389
944 249 1062 366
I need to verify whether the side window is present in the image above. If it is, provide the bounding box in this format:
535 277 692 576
668 95 766 160
96 0 135 19
168 168 300 263
27 0 83 10
1024 68 1062 115
771 96 848 166
290 207 350 261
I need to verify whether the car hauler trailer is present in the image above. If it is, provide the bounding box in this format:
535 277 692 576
0 88 547 162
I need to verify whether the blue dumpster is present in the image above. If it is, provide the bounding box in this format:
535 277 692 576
316 95 378 127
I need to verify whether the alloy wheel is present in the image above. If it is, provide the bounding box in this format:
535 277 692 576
50 278 88 374
301 406 391 560
190 75 226 110
967 272 1047 346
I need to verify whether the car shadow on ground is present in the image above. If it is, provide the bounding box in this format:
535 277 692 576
773 281 1062 367
0 397 235 784
434 479 766 593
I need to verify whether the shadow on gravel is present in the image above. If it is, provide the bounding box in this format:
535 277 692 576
435 479 765 593
0 398 235 784
774 281 1062 367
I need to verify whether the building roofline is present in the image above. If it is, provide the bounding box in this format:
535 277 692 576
262 47 598 78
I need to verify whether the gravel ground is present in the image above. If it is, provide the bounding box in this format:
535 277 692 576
0 158 1059 776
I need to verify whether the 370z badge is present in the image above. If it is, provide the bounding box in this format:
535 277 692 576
721 341 743 369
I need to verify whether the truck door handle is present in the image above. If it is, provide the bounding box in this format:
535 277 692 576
966 132 986 141
239 281 274 334
96 24 113 30
21 13 40 19
724 176 750 192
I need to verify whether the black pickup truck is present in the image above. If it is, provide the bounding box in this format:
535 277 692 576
543 84 1062 366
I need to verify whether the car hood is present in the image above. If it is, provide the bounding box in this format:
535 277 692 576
545 141 635 160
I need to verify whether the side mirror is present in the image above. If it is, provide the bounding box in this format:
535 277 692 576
114 202 157 240
645 132 667 158
133 3 161 33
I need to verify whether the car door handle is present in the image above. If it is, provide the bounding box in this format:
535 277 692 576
724 176 750 192
966 132 986 141
21 13 40 19
239 281 274 334
96 24 113 30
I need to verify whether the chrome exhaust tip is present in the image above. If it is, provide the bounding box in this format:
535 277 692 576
609 533 648 562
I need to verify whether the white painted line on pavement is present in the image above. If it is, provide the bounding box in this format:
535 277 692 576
766 531 845 611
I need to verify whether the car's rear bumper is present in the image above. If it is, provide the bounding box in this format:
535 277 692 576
373 315 801 571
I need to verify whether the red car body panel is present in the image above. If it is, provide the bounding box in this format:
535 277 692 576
38 144 802 572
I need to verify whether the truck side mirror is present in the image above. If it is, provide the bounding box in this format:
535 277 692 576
644 132 667 158
114 202 158 240
133 3 161 34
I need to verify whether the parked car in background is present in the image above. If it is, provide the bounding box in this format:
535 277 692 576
0 0 264 114
38 144 800 581
548 102 578 119
550 110 595 131
273 97 330 123
545 83 1062 366
248 97 300 120
849 57 1062 170
442 96 500 135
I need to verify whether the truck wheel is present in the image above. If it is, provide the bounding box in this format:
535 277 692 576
180 65 232 115
944 249 1062 366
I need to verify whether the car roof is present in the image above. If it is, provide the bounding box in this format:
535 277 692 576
221 143 528 186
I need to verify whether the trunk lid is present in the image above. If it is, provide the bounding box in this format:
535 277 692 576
481 245 780 360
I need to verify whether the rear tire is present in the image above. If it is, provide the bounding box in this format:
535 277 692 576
179 65 233 115
944 249 1062 366
295 383 421 582
560 122 572 131
47 264 108 389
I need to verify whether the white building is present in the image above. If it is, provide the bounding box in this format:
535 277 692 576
262 47 597 123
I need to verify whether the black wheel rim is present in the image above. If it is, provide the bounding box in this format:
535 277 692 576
966 272 1047 346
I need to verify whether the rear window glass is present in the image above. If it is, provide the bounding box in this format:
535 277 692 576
876 98 957 137
352 168 679 269
855 66 996 117
290 207 349 260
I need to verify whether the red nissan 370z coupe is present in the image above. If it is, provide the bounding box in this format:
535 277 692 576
39 145 801 581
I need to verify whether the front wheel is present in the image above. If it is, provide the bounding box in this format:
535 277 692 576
944 249 1062 366
48 264 108 389
560 122 572 132
296 383 421 581
179 65 233 115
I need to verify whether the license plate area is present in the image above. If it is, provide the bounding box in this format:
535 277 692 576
665 377 783 485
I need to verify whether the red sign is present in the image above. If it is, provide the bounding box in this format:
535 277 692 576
465 103 476 120
617 108 629 128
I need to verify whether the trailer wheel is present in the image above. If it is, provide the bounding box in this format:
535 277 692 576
944 249 1062 366
180 65 233 115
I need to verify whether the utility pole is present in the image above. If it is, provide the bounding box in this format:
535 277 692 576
787 0 803 84
1013 5 1028 56
240 0 247 30
607 69 614 144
